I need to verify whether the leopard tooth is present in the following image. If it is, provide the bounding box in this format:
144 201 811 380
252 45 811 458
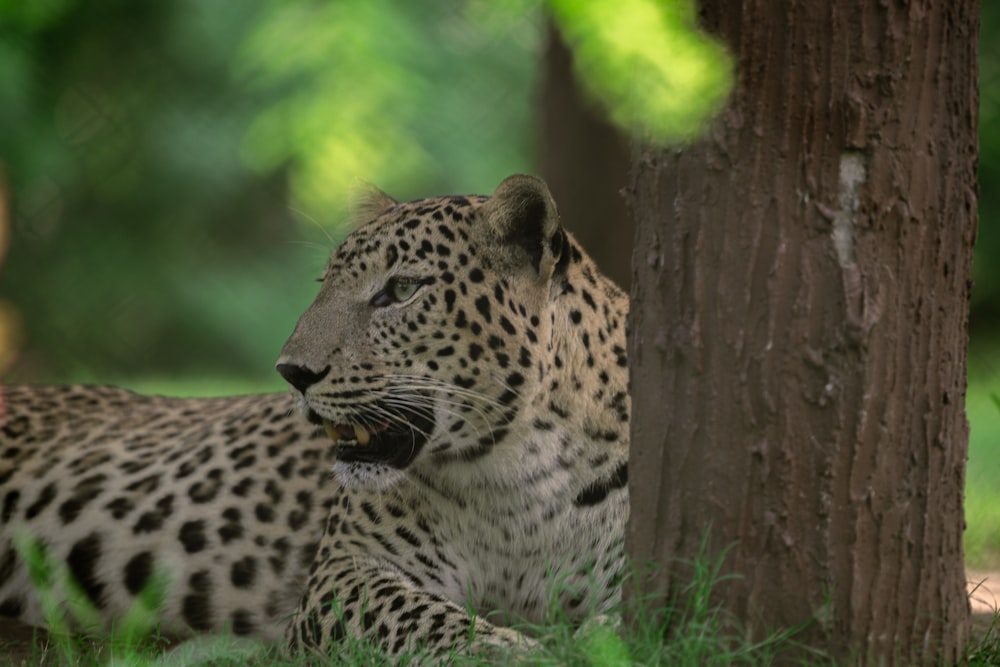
354 424 371 446
323 421 341 443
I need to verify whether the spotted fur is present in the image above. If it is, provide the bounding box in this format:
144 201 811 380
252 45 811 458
0 175 630 659
0 388 335 640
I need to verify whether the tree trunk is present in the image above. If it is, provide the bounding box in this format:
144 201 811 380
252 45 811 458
625 2 977 664
538 22 632 290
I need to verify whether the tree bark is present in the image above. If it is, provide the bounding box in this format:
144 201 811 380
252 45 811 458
538 22 632 290
626 2 977 664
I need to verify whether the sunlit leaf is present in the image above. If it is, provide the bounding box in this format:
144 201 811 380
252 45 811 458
547 0 731 142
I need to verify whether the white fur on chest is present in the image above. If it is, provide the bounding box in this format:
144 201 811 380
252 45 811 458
407 427 627 626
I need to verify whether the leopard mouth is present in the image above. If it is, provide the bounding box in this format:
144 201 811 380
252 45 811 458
306 407 432 469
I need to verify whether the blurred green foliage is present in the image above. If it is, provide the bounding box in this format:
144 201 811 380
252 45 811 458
965 3 1000 568
977 3 1000 320
239 0 540 210
548 0 731 141
0 0 541 387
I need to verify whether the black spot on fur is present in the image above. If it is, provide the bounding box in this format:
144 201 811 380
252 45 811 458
219 507 243 543
59 475 106 524
67 533 106 609
105 497 134 519
255 503 275 523
232 478 254 497
573 462 628 508
2 491 19 523
0 596 23 617
25 483 57 519
454 376 475 389
548 401 569 419
361 501 382 524
268 538 291 576
277 457 296 479
124 551 153 596
0 548 17 588
395 526 422 548
132 494 174 534
474 295 492 324
125 473 161 494
231 556 257 589
288 507 310 531
232 609 255 636
188 469 224 503
182 570 214 632
179 520 208 553
1 416 28 440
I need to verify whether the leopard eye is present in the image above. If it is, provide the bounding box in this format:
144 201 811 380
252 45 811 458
389 279 421 302
371 277 427 307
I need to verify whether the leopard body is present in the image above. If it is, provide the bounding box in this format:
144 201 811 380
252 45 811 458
0 175 630 658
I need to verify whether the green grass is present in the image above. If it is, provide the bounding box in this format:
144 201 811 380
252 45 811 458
969 610 1000 666
2 541 816 667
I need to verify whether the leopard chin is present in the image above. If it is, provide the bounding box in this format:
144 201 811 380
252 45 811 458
331 459 409 492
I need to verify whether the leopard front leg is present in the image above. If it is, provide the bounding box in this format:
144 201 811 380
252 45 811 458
284 555 535 659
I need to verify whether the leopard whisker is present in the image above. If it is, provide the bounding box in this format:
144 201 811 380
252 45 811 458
381 395 495 445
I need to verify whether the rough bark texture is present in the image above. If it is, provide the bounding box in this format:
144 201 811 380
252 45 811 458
538 23 632 290
625 2 977 664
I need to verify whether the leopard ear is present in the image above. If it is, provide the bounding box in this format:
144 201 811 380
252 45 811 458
480 174 564 279
349 182 398 225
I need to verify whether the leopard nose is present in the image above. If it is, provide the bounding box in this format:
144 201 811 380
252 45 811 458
276 363 331 394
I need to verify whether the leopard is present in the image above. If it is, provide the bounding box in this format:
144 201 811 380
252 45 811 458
0 174 630 659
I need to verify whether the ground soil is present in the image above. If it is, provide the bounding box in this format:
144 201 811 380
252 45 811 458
968 569 1000 638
